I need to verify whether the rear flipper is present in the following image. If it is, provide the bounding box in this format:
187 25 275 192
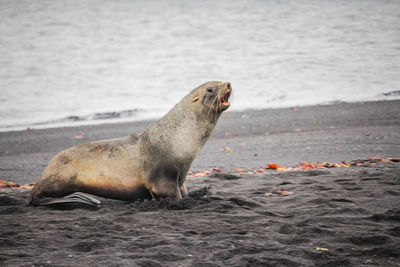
30 192 101 209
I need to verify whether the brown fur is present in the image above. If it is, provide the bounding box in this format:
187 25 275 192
30 81 232 205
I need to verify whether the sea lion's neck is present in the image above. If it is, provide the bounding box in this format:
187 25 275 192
141 100 220 160
170 100 220 145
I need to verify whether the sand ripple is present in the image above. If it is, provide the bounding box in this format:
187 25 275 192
1 165 399 266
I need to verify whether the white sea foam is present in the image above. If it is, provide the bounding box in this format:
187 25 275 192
1 0 399 131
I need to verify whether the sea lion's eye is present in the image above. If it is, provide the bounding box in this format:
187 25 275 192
207 87 214 93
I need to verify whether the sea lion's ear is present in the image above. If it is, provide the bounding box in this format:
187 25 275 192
191 96 199 102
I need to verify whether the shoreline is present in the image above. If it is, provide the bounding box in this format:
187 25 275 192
0 98 397 134
1 99 399 185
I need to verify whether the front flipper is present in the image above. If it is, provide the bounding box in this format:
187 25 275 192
149 164 182 205
31 192 101 209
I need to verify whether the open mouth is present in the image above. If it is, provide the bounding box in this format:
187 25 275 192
220 91 231 110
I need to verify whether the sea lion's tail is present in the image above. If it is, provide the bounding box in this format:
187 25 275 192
30 192 101 209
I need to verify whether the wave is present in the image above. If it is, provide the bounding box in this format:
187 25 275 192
381 90 400 97
0 108 161 132
62 109 141 122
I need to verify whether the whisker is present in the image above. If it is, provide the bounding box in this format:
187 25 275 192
206 93 219 117
215 97 221 121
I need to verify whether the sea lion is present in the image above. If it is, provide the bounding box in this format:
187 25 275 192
30 81 232 207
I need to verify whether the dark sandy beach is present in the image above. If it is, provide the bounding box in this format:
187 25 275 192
1 100 400 266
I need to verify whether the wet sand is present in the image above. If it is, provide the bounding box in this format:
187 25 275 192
1 100 400 266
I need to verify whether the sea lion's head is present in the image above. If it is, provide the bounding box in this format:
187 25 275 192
190 81 232 114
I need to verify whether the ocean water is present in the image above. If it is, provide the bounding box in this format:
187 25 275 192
1 0 399 131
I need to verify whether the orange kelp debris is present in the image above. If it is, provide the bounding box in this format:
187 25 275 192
264 157 397 172
0 180 18 188
315 247 329 251
265 189 294 197
224 147 232 153
293 162 341 170
210 168 222 173
190 172 208 177
267 164 288 171
0 180 35 190
340 161 350 167
276 189 293 196
186 157 398 178
276 166 289 171
19 184 35 189
188 168 221 178
267 163 278 170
